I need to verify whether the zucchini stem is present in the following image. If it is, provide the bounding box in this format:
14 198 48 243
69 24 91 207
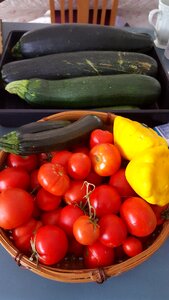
5 80 29 99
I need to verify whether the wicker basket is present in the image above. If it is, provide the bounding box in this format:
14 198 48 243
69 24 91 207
0 110 168 284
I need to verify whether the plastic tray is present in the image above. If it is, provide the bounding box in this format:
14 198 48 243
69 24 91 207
0 30 169 112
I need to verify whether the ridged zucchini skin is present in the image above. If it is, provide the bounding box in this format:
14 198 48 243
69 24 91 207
0 115 103 155
12 24 154 58
2 51 158 83
5 74 161 109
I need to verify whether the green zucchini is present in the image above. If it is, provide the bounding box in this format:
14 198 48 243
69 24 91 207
12 24 153 58
0 115 103 155
0 120 71 136
5 74 161 109
2 51 158 83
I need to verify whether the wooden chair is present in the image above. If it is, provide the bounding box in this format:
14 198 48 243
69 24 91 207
49 0 119 25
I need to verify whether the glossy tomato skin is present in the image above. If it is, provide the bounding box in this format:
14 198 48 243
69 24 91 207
58 205 84 238
12 218 42 254
84 240 115 268
0 167 30 192
73 215 100 246
7 154 38 173
0 188 34 230
120 197 157 237
90 143 121 177
99 214 128 248
89 129 114 148
64 180 87 205
122 236 143 257
36 187 61 211
90 184 121 217
150 204 169 225
109 168 136 198
38 162 70 196
51 150 72 171
34 225 68 265
67 153 91 180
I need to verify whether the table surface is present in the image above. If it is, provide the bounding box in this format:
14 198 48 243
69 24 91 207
0 22 169 300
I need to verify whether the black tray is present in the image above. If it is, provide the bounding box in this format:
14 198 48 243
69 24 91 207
0 30 169 113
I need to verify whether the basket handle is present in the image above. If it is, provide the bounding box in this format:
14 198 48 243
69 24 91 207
40 110 116 124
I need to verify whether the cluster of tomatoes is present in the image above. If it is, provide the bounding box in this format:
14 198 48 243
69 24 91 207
0 128 166 269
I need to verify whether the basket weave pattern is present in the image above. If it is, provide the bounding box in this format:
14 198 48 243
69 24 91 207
0 110 168 283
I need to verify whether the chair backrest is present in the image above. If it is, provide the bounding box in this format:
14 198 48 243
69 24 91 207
49 0 119 25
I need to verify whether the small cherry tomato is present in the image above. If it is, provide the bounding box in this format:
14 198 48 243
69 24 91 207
11 218 42 254
150 204 169 225
0 188 34 230
0 167 30 192
41 208 62 226
34 225 68 265
67 153 91 180
64 180 87 205
90 129 114 148
90 143 121 176
85 169 103 186
90 184 121 217
73 215 100 246
120 197 157 237
30 169 40 192
51 150 72 171
7 154 38 173
109 168 136 198
38 162 70 196
84 240 115 268
99 214 128 248
59 205 84 238
122 236 143 257
36 187 62 211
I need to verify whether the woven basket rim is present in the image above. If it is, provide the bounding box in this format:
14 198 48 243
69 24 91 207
0 110 168 283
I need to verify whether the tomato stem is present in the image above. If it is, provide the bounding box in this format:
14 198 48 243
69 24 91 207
82 181 96 220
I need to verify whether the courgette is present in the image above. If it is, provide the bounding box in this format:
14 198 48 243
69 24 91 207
0 120 71 136
0 115 103 155
5 74 161 109
12 24 154 58
2 51 158 83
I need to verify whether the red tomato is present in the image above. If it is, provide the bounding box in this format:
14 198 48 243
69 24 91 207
122 236 143 257
34 225 68 265
30 169 40 191
99 214 128 248
90 143 121 176
90 184 121 217
36 187 61 211
85 169 103 186
150 204 169 225
0 188 34 230
109 168 136 198
12 218 42 254
68 237 84 257
120 197 157 237
38 152 51 166
58 205 84 238
67 153 91 180
84 240 115 268
90 129 114 148
38 162 70 196
7 154 38 173
41 207 62 226
51 150 72 171
64 180 87 205
0 167 30 192
73 215 100 246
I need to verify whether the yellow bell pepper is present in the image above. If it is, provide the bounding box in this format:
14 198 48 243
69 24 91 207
125 145 169 206
113 116 168 160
